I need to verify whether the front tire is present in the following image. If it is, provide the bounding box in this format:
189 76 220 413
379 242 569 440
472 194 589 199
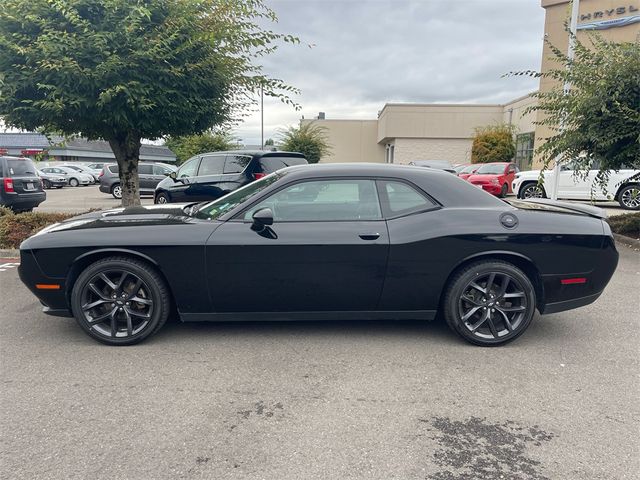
618 184 640 210
70 256 171 345
499 183 508 198
111 184 122 199
69 177 79 187
42 179 51 189
519 182 546 200
443 260 536 346
155 192 170 204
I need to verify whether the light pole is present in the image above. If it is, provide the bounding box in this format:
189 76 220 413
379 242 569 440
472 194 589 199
550 0 580 200
260 85 264 150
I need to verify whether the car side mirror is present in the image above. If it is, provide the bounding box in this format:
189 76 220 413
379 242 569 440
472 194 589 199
251 207 274 232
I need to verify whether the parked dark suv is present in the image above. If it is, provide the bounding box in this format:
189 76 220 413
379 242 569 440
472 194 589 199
99 162 176 199
154 150 308 204
0 156 46 212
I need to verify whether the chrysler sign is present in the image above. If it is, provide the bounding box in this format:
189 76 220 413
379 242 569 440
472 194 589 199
578 4 640 30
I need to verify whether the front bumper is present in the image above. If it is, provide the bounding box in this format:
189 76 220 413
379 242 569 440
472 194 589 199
471 183 502 195
18 249 70 314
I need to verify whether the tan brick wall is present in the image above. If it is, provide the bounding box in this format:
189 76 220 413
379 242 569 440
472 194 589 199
392 138 473 165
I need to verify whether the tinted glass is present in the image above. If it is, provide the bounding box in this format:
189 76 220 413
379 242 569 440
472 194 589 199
153 164 171 175
177 157 199 178
224 155 252 174
198 155 225 176
7 159 37 177
460 165 478 174
63 165 82 171
244 179 381 222
196 173 282 220
381 181 435 215
108 165 119 174
138 164 153 175
258 156 307 174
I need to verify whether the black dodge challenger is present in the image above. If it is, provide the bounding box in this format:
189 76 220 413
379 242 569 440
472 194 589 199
18 164 618 346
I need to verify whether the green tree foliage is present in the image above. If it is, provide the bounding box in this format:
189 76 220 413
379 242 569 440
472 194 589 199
165 131 239 164
0 0 299 206
511 34 640 185
278 122 331 164
264 138 275 146
471 124 516 164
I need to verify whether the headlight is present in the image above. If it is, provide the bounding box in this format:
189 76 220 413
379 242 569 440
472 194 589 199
491 178 500 185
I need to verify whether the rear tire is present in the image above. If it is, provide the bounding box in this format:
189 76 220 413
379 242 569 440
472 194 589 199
69 177 79 187
443 260 536 346
618 184 640 210
70 256 171 345
111 184 122 199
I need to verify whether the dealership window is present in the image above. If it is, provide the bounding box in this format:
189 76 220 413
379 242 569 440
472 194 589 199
515 132 534 170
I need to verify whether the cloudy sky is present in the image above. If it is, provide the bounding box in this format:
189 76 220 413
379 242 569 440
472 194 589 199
236 0 545 146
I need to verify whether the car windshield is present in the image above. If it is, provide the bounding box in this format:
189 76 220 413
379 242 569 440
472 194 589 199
194 173 282 220
460 165 477 174
475 164 506 175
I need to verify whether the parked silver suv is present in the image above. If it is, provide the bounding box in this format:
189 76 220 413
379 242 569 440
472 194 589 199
99 162 176 199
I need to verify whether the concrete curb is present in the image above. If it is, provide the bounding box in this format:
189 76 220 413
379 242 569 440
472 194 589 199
613 233 640 250
0 248 20 258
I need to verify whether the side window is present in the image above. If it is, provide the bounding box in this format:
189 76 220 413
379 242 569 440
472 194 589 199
177 157 200 178
380 180 436 216
224 155 251 174
138 164 153 175
153 164 170 175
198 155 225 176
243 179 382 222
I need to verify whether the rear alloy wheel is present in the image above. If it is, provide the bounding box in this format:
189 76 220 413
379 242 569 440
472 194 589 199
618 185 640 210
111 184 122 199
520 182 545 199
69 177 80 187
443 260 536 346
71 257 170 345
155 192 169 204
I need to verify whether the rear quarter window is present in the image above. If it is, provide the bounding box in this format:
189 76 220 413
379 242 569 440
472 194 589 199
258 156 308 174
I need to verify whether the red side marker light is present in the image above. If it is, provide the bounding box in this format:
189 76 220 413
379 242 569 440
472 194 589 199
561 278 587 285
35 284 61 290
254 173 267 180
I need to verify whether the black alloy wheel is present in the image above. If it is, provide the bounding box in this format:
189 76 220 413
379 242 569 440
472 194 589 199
155 192 170 204
618 185 640 210
71 257 170 345
443 260 536 346
520 183 545 199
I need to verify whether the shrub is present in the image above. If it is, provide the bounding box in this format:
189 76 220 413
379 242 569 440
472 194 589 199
0 210 75 249
471 124 516 164
278 122 332 164
607 213 640 240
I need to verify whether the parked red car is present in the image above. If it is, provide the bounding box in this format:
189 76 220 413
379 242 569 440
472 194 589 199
466 162 519 197
457 164 479 181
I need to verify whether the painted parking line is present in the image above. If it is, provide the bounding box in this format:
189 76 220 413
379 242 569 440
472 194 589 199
0 262 20 272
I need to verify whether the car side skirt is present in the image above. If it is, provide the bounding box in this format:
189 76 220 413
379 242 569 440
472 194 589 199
179 310 437 322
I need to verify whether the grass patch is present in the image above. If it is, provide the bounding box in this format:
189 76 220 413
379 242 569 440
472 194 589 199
0 207 75 249
607 212 640 240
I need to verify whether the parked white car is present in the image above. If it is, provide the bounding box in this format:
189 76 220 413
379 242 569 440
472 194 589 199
59 163 98 183
39 166 93 187
512 162 640 210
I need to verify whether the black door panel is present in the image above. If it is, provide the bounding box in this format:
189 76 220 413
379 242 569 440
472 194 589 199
206 221 389 312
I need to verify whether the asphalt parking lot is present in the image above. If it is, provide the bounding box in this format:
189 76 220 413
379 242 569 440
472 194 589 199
35 184 634 216
0 246 638 480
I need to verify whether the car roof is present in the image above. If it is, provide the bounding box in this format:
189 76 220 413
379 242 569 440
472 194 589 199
197 150 305 158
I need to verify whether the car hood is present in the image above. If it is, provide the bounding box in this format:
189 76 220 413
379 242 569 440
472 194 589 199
516 170 542 179
35 204 196 235
468 174 502 182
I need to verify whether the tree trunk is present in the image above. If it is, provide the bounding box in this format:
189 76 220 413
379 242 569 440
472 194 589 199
109 133 142 207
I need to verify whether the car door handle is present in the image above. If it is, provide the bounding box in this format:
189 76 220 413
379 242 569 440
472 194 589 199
359 233 380 240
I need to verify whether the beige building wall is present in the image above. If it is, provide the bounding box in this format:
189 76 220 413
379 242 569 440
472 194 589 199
503 93 538 134
392 138 473 165
377 104 504 143
535 0 640 165
301 119 384 163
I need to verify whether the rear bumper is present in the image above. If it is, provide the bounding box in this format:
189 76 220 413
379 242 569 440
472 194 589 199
99 183 111 194
1 191 46 209
540 292 603 314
